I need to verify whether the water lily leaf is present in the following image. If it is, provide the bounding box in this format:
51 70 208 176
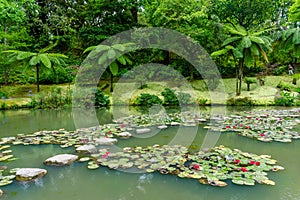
0 145 10 151
261 179 275 185
0 179 13 186
88 163 100 169
146 169 155 173
0 155 14 162
232 178 244 185
79 157 90 162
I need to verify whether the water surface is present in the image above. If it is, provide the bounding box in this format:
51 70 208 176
0 107 299 200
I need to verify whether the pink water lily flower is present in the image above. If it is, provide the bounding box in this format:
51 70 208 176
241 167 248 172
234 159 240 164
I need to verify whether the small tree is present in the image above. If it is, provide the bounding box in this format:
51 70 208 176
83 43 133 92
3 42 68 92
244 77 257 91
212 24 272 96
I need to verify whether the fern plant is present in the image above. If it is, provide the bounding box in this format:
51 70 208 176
3 40 68 92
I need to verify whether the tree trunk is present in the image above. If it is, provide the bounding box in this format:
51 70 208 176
110 72 113 92
247 83 250 91
235 66 239 96
189 65 194 81
36 65 40 92
236 59 244 96
292 78 297 85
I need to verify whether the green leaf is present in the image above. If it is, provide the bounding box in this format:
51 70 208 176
249 36 265 44
112 44 125 52
83 46 97 54
39 54 51 68
98 52 108 65
224 24 247 36
250 45 259 56
110 61 119 76
222 36 241 46
241 37 252 48
16 52 35 60
125 56 133 65
29 56 39 66
108 48 116 59
233 48 243 58
211 48 230 57
94 45 110 53
292 29 300 45
244 52 254 67
117 56 127 65
47 53 68 59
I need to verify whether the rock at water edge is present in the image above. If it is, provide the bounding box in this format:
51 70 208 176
44 154 78 166
16 168 47 181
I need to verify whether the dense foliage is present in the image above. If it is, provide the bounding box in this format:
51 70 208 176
0 0 299 96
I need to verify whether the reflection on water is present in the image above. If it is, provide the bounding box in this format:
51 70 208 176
0 107 300 200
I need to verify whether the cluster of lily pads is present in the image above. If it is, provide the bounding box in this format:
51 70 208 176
114 108 300 143
217 109 300 143
0 108 299 189
0 144 16 186
0 124 127 149
79 145 283 187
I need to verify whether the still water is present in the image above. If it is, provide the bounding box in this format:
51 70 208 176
0 107 300 200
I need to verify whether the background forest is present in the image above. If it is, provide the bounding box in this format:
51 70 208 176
0 0 299 98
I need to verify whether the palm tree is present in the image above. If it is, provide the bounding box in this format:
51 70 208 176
3 42 68 92
83 43 133 92
212 24 272 96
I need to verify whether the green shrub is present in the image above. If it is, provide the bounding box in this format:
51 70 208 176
275 91 295 107
244 77 257 91
136 93 162 107
277 81 294 91
227 97 254 106
273 66 287 75
0 102 7 110
95 89 110 107
161 88 179 106
0 91 8 99
197 98 208 106
39 67 74 84
28 86 72 109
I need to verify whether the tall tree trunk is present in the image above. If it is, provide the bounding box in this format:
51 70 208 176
236 59 244 96
235 66 239 96
189 65 194 81
110 72 113 92
36 65 40 92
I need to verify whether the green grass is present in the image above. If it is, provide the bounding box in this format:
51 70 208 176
1 75 299 107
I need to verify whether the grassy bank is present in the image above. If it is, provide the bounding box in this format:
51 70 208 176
0 75 299 109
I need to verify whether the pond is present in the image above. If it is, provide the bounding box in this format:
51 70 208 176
0 107 300 200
